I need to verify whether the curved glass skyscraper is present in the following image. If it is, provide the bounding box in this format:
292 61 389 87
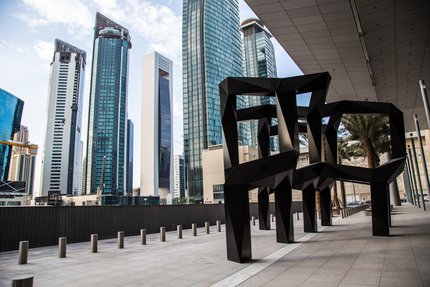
241 18 278 150
182 0 244 200
0 88 23 181
86 13 131 197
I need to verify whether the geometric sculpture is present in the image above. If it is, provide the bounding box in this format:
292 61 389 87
220 73 406 263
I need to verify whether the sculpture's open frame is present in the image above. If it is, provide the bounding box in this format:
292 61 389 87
220 73 406 263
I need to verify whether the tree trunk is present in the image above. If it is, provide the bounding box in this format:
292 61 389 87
365 139 377 168
333 183 340 210
316 191 320 216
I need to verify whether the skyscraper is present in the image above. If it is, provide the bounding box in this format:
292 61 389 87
86 13 131 197
8 125 36 195
241 18 278 149
40 39 86 197
126 119 134 195
173 154 185 199
141 52 173 200
182 0 244 200
0 88 24 181
73 140 83 195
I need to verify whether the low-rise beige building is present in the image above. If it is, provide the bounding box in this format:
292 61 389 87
202 130 430 205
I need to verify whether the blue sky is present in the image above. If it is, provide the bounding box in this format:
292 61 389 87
0 0 303 194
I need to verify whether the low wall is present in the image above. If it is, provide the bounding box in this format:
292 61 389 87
0 202 303 251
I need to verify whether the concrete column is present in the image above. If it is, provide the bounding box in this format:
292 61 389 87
384 152 401 206
216 220 221 232
410 139 427 211
192 223 197 236
251 216 255 226
118 231 124 249
403 163 414 204
18 241 28 264
11 275 33 287
177 225 182 239
140 229 146 245
414 115 430 209
205 222 210 234
91 234 98 253
419 80 430 128
408 148 421 208
58 237 66 258
160 227 166 242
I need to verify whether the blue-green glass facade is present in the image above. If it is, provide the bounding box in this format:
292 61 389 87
159 76 172 189
183 0 245 199
241 19 278 150
0 88 24 180
126 119 133 195
86 13 131 196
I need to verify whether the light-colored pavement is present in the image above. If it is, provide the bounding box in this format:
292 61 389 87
0 204 429 287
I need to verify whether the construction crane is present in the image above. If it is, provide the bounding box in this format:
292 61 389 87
96 155 106 204
0 140 38 156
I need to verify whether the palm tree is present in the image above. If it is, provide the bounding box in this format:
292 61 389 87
336 137 352 208
342 114 390 168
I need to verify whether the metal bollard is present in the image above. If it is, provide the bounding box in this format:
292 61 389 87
18 241 28 264
140 229 147 245
251 216 256 226
296 212 300 220
192 223 197 236
118 231 124 249
341 209 345 218
59 237 66 258
177 225 183 239
205 222 210 234
160 227 166 242
11 275 33 287
91 234 98 253
216 220 221 232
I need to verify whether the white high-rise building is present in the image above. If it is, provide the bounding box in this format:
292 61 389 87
40 39 86 196
173 154 185 199
73 140 83 195
141 52 173 200
8 125 36 195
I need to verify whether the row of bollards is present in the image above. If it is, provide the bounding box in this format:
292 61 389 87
341 204 370 218
17 221 223 264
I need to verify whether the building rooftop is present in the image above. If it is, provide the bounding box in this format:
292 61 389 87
0 204 428 286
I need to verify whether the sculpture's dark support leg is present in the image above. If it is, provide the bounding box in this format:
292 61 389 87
371 182 390 236
303 185 317 232
258 188 270 230
275 179 294 243
320 187 332 226
224 184 252 263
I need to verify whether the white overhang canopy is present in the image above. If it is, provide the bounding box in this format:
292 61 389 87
245 0 430 131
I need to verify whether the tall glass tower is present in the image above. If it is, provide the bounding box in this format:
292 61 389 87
126 119 133 195
41 39 86 197
241 18 278 149
0 88 24 181
182 0 244 200
141 52 173 201
86 13 131 197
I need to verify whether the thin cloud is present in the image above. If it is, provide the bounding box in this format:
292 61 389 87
91 0 182 64
34 40 53 62
17 0 93 38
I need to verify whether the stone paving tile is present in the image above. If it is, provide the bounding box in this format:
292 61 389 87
1 205 429 287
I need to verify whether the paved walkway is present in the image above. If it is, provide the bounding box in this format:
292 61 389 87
0 204 429 287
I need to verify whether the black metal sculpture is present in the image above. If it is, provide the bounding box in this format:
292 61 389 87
220 73 406 263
